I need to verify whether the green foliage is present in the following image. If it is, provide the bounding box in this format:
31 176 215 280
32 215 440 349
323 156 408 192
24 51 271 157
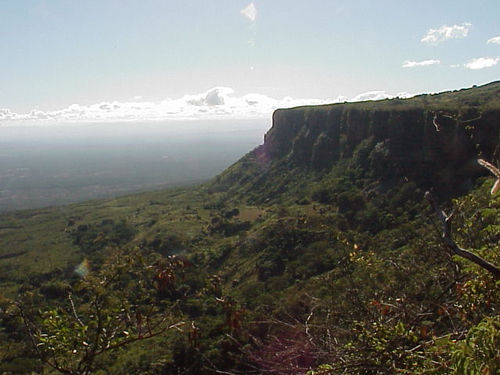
17 249 187 375
70 219 136 255
450 316 499 375
303 179 500 375
307 364 334 375
2 167 498 375
207 215 251 237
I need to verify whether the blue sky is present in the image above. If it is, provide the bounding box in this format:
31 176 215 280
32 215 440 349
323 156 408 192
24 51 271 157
1 0 499 122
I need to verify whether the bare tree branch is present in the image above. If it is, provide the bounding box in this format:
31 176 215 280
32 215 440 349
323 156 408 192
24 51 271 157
478 159 500 195
425 191 500 279
67 293 84 327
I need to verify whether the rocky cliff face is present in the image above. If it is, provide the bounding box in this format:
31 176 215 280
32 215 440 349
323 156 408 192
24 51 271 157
264 106 499 190
214 82 500 200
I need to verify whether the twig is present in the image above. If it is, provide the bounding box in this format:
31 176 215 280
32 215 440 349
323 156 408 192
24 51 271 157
68 293 85 327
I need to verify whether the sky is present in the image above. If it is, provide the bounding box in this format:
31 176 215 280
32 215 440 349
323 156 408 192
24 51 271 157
0 0 499 124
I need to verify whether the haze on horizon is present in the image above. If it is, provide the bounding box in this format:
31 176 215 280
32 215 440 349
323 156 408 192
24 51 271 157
0 119 270 211
1 0 499 125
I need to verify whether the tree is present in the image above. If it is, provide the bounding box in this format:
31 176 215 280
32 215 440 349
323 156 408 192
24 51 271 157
16 248 188 375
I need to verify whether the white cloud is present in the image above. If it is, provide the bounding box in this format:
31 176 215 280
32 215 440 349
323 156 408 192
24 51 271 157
351 91 412 102
241 3 257 22
487 36 500 44
0 108 19 121
402 59 440 68
185 87 233 106
464 57 500 70
421 23 471 45
0 88 418 125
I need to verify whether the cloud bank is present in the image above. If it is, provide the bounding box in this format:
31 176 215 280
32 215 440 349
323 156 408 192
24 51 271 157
402 59 440 68
350 91 412 102
464 57 500 70
0 87 415 125
421 23 471 45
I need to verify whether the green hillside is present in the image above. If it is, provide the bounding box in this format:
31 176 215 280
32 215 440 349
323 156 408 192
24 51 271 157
1 82 499 375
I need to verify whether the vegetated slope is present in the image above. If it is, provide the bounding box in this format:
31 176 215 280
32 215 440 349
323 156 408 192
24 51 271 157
0 82 499 375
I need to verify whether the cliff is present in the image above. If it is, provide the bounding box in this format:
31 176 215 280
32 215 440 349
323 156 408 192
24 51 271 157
213 81 500 201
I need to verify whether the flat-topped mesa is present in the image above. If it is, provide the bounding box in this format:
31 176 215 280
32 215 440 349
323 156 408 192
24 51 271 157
213 82 500 199
267 86 498 180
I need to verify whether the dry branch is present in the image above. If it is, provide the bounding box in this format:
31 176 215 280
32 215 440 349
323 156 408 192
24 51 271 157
425 191 500 279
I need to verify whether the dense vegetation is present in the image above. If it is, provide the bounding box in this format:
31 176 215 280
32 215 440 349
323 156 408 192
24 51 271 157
0 82 499 374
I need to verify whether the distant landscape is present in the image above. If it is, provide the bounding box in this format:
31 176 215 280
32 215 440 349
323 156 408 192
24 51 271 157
0 120 269 211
